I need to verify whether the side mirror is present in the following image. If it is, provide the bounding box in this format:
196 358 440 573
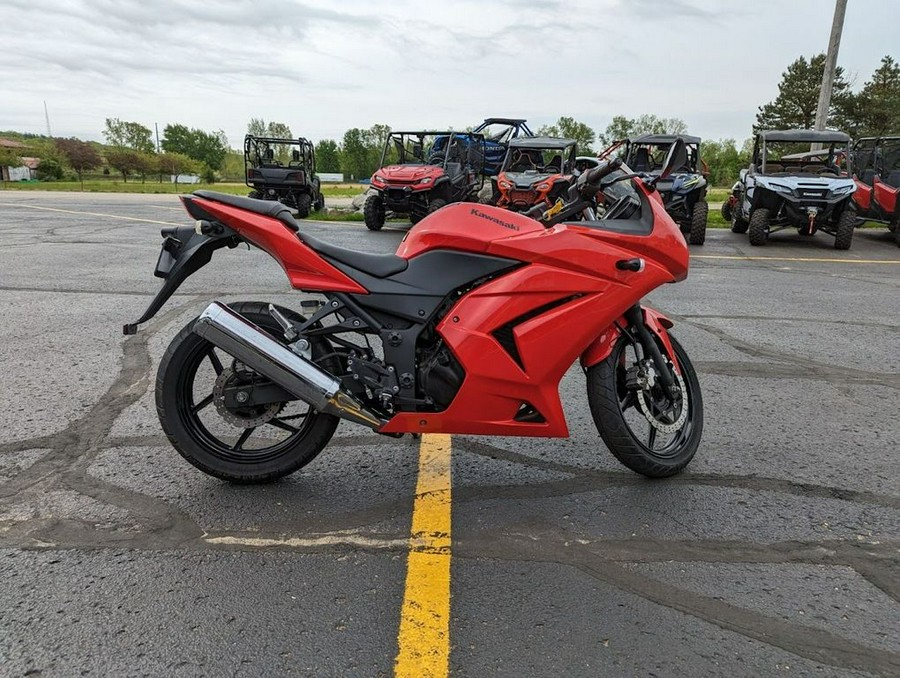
658 138 687 179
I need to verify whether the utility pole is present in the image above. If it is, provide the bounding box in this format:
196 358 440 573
43 100 52 137
155 122 161 153
814 0 848 133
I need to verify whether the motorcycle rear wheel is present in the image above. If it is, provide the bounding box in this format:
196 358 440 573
587 333 703 477
156 301 339 483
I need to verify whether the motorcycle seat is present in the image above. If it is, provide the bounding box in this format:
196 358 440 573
299 232 409 278
193 190 408 278
194 190 300 231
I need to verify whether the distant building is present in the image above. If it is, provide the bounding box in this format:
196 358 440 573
0 138 36 181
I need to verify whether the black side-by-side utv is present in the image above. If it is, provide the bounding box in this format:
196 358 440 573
244 135 324 218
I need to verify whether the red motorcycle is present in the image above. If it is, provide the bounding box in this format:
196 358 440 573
126 140 703 482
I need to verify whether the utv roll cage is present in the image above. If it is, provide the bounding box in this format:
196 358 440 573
501 136 577 174
601 134 704 174
244 135 315 183
753 129 851 176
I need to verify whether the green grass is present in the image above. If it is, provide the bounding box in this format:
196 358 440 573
0 180 250 194
707 188 729 203
0 180 366 197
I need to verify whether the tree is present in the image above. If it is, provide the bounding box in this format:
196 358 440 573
851 55 900 138
105 147 143 182
339 125 391 181
103 118 155 153
755 54 851 132
700 138 751 187
0 146 22 185
133 152 157 183
537 116 596 153
247 118 293 139
315 139 341 173
156 152 198 189
340 128 369 180
599 114 688 146
161 124 229 171
55 137 101 189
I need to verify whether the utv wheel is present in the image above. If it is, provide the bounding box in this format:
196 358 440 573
731 211 749 234
295 193 312 219
314 193 325 212
689 201 708 245
720 201 733 222
248 190 261 199
833 206 855 250
156 302 339 483
587 333 703 478
428 198 448 214
364 194 386 231
748 208 770 246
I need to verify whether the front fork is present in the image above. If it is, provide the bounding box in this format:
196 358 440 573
581 304 680 387
622 306 679 398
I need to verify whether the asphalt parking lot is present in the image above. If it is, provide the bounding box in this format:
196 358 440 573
1 191 898 677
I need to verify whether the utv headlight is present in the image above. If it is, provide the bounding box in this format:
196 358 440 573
374 174 386 184
769 183 792 194
536 183 550 191
418 177 433 185
832 184 856 195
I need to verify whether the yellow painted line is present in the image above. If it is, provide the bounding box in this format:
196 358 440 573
693 254 900 264
0 202 182 226
395 433 452 678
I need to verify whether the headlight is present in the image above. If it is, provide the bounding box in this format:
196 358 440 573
374 174 386 184
832 184 856 195
418 177 433 185
536 183 550 191
768 183 792 194
499 180 512 189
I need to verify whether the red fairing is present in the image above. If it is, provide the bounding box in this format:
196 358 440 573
396 203 545 258
873 177 899 214
189 198 367 294
382 184 688 436
397 186 689 283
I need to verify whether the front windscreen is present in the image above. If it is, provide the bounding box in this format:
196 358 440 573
761 141 842 175
503 146 574 174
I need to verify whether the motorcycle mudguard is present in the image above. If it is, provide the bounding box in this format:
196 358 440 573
580 305 678 371
123 224 238 335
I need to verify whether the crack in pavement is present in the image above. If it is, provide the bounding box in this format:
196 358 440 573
0 281 897 673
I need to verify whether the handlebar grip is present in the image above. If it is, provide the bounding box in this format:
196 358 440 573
585 157 623 184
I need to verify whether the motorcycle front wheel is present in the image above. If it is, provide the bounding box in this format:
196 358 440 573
587 333 703 477
156 301 339 483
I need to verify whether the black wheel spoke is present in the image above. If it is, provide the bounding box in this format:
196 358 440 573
232 427 256 451
648 427 657 449
207 350 224 375
268 418 300 434
278 411 309 422
192 393 214 414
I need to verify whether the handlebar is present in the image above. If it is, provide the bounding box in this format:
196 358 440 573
580 157 622 197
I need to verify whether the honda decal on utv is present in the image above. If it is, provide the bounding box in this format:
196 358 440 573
244 135 324 219
731 129 857 249
364 131 484 231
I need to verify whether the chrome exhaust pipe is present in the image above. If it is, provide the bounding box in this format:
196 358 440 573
192 302 387 430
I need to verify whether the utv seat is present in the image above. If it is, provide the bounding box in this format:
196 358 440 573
631 147 651 172
884 170 900 188
193 190 408 279
860 169 877 186
763 163 784 173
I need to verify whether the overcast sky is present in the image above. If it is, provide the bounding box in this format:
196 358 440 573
1 0 896 148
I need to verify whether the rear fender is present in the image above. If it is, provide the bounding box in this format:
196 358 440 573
580 306 678 371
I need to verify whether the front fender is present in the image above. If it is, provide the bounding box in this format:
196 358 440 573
580 306 678 370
